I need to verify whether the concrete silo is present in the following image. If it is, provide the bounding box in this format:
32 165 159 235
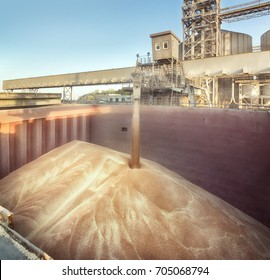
261 30 270 51
220 30 252 56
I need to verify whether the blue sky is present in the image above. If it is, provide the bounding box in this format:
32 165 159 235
0 0 269 97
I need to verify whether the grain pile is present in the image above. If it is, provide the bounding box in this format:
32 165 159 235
0 141 269 259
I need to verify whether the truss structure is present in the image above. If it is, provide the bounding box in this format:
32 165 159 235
235 78 270 109
63 86 73 103
182 0 221 60
220 0 270 23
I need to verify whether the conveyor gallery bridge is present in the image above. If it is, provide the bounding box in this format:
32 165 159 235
220 0 270 22
3 67 136 101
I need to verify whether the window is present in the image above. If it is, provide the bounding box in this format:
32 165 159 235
155 43 161 51
163 41 169 49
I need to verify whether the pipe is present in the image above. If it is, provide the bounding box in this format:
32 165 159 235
129 73 141 169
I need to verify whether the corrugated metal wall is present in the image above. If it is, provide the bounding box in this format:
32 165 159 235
0 105 94 179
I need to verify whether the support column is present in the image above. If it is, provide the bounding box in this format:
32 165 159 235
63 86 73 103
28 88 39 94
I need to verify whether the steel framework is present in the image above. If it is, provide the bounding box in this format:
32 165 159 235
63 86 73 102
135 54 188 105
182 1 270 60
182 0 221 60
220 0 270 22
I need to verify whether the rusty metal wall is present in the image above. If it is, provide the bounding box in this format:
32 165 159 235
91 105 270 228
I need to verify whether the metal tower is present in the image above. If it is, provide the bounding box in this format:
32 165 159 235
182 0 221 60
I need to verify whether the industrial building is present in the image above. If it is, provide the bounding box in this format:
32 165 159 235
137 0 270 108
181 0 270 109
1 0 270 109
